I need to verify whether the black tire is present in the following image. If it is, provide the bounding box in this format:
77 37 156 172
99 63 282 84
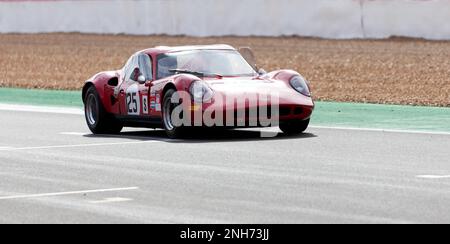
84 86 123 134
279 119 310 135
162 89 186 139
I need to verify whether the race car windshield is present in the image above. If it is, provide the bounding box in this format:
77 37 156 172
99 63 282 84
157 50 257 79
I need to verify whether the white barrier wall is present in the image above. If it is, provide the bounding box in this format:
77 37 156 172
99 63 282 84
363 0 450 40
0 0 449 40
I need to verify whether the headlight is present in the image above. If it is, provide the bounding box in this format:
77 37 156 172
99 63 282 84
289 75 311 96
189 80 214 103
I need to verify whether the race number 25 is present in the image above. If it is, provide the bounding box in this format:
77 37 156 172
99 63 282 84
126 92 138 114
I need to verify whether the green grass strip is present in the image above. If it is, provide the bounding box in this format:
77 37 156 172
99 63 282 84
1 87 449 133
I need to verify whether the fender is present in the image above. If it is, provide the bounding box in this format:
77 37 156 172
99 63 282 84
266 69 313 93
154 74 201 100
170 74 201 92
82 70 120 113
146 74 200 117
266 69 301 84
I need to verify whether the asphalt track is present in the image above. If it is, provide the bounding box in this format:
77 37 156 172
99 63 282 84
1 106 450 223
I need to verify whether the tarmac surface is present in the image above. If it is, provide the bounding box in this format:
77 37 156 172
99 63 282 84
0 107 450 223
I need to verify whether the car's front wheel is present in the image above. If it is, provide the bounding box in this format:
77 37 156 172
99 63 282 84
279 119 310 135
162 89 186 139
84 86 123 134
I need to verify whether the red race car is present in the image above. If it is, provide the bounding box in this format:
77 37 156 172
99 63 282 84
82 45 314 138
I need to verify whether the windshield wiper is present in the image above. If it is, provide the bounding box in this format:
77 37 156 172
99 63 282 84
169 69 223 78
169 69 205 76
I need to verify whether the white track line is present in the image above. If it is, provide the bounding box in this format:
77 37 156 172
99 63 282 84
416 175 450 179
59 132 89 136
0 187 139 200
89 197 133 204
0 103 82 115
0 141 161 152
310 125 450 136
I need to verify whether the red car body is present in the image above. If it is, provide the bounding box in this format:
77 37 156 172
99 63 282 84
82 45 314 138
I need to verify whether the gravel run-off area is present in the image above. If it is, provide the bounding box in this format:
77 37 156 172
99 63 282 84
0 33 449 106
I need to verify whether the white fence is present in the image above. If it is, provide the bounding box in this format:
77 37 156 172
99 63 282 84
0 0 449 40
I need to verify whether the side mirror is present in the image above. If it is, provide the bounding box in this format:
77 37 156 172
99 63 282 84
258 68 267 75
238 47 257 71
137 74 146 84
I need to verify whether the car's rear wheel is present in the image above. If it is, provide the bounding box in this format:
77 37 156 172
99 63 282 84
162 89 186 139
279 119 310 135
84 86 123 134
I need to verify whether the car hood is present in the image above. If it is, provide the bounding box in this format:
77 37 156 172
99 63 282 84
205 77 285 93
203 77 313 106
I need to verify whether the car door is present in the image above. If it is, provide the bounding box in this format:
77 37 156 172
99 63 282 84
118 53 153 118
136 53 153 117
118 55 138 116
